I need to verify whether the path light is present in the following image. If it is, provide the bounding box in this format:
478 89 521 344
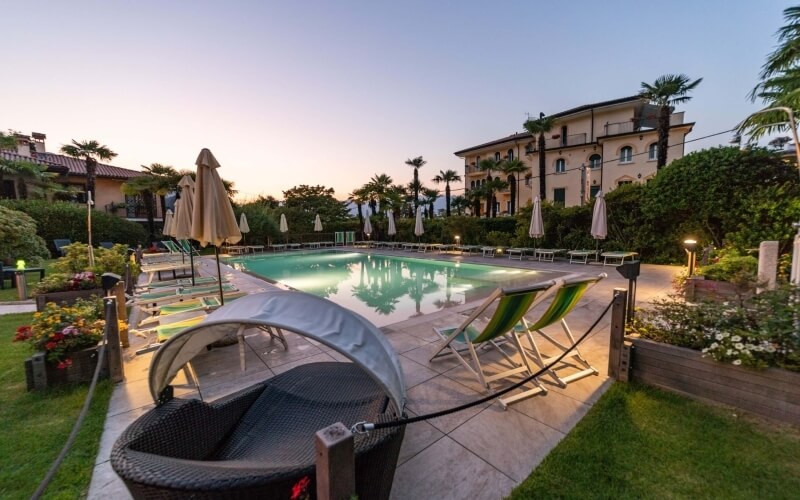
16 260 25 270
455 235 460 246
684 239 697 276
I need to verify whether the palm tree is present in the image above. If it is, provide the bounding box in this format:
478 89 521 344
142 163 181 216
484 178 508 218
741 7 800 139
639 74 702 169
121 175 159 241
449 195 468 216
498 159 529 215
467 186 485 217
404 156 426 211
523 114 556 200
422 188 439 219
477 158 500 217
368 173 393 215
432 169 462 217
60 140 117 201
348 186 369 228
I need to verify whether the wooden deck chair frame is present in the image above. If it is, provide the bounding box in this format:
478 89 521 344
429 280 559 392
500 273 606 408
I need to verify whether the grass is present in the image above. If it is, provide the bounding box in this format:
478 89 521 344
0 313 113 499
508 382 800 500
0 259 58 302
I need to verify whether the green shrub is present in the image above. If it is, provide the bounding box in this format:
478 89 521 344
53 243 139 277
698 251 759 288
0 200 148 256
485 230 511 246
0 205 50 265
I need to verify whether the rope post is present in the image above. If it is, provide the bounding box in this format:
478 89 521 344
112 282 129 348
103 297 125 383
607 288 628 380
315 422 355 500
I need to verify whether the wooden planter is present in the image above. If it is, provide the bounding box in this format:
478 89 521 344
684 276 752 304
627 337 800 426
24 345 109 391
34 288 103 312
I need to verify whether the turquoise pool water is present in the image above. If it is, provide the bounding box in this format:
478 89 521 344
228 251 563 326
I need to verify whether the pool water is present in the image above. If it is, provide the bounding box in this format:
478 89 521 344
228 251 563 326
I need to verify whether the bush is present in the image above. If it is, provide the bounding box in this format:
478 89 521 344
0 200 148 256
0 205 50 266
698 251 759 288
54 243 138 277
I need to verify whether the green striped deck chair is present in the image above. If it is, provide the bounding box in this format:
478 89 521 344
345 231 355 246
156 315 206 343
429 280 558 391
137 294 247 327
500 273 606 408
335 232 344 246
139 276 221 290
133 283 238 306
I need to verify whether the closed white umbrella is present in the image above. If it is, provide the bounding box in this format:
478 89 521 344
168 201 180 237
529 196 544 239
591 191 607 261
172 175 197 284
791 229 800 284
239 212 250 244
314 214 323 232
163 209 174 237
191 148 242 304
363 215 373 239
414 206 424 239
279 213 288 243
387 210 397 238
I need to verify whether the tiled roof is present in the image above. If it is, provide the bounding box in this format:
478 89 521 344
454 95 644 156
36 152 143 180
0 150 68 174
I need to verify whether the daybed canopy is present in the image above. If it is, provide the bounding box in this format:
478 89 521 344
149 290 406 410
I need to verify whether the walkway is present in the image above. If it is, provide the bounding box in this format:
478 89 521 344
88 250 678 499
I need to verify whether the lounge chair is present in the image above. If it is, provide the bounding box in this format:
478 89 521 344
131 283 239 307
568 249 597 264
601 251 638 266
507 247 534 260
535 248 566 262
345 231 355 246
140 259 198 284
500 273 606 408
99 241 115 249
334 231 344 246
53 239 72 257
138 294 235 327
429 280 558 391
136 275 223 291
111 290 406 500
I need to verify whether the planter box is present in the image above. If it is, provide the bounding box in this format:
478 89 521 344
627 337 800 426
24 345 109 391
35 288 103 312
684 276 752 304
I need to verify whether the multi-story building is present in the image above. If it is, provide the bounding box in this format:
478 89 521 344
454 96 694 212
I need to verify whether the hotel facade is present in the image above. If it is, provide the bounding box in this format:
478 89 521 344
454 96 694 212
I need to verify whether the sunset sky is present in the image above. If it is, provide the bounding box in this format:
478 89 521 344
2 0 792 201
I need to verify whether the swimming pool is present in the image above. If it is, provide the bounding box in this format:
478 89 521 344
228 251 563 326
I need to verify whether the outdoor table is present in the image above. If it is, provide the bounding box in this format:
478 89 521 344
568 250 598 264
535 248 566 262
601 251 638 266
1 267 45 290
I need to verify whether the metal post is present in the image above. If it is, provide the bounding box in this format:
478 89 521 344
315 422 355 500
103 297 124 383
608 288 628 380
112 282 129 348
15 271 28 300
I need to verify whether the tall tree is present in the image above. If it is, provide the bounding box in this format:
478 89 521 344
523 114 556 200
348 186 369 228
432 169 462 217
484 178 508 218
141 163 180 217
406 179 424 217
449 195 468 216
121 175 159 241
639 74 702 169
422 188 439 219
477 158 500 217
498 159 529 215
283 184 350 221
741 7 800 140
467 186 484 217
367 173 393 215
404 156 426 211
60 140 117 202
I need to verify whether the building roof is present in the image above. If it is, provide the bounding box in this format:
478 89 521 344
1 150 144 180
454 95 644 156
0 150 69 174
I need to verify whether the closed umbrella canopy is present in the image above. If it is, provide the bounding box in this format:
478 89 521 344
162 209 174 237
363 215 373 236
279 213 288 233
172 175 195 240
239 212 250 234
314 214 323 232
387 210 396 236
414 206 424 237
591 191 607 240
792 231 800 284
191 149 241 247
167 202 180 238
529 196 544 239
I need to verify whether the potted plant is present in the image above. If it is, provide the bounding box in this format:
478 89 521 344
14 298 123 389
681 249 759 305
32 271 102 311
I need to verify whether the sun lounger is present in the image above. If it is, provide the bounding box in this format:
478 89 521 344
601 251 638 266
507 247 535 260
138 294 239 327
132 283 239 307
287 243 302 251
500 273 606 408
402 242 418 251
141 260 198 285
535 248 566 262
568 250 598 264
481 246 501 258
438 244 455 254
53 239 72 257
334 231 344 246
345 231 355 246
136 276 222 291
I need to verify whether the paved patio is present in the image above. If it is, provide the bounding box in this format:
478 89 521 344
87 249 678 499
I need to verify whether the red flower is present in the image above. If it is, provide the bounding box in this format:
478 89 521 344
291 476 311 500
45 341 58 351
13 326 32 342
57 358 73 370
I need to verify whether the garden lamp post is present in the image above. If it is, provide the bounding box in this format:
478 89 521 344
683 239 697 276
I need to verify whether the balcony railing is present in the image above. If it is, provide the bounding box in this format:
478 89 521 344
604 112 686 136
525 133 588 153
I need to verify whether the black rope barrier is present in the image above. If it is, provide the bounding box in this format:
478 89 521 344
355 293 617 433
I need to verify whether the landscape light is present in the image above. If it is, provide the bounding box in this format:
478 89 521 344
16 260 25 270
683 239 698 275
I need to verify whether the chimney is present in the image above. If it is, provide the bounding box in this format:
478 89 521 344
31 132 46 156
14 134 31 157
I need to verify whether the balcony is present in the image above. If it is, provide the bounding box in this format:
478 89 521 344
526 133 588 153
603 112 686 136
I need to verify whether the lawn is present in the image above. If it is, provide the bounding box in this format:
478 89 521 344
0 259 58 302
508 382 800 499
0 312 113 499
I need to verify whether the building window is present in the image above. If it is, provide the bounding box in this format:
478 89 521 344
561 125 568 147
524 175 531 186
555 158 566 173
470 180 475 189
495 152 501 162
495 176 500 182
589 154 602 169
507 149 514 161
648 143 658 160
619 146 633 163
618 180 633 187
590 185 601 198
553 188 566 206
506 201 512 213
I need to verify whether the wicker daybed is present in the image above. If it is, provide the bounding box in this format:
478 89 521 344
111 291 407 499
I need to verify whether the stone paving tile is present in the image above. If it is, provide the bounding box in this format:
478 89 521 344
399 355 439 389
405 375 490 434
401 342 461 374
509 389 593 434
95 404 154 466
390 437 515 500
384 331 431 354
396 409 445 466
270 351 338 375
87 461 132 500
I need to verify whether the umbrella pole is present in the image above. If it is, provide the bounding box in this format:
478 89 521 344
595 239 600 262
215 246 224 305
189 243 195 286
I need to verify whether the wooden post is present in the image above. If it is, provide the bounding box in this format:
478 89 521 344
315 422 355 500
112 282 129 348
607 288 628 380
104 297 125 383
